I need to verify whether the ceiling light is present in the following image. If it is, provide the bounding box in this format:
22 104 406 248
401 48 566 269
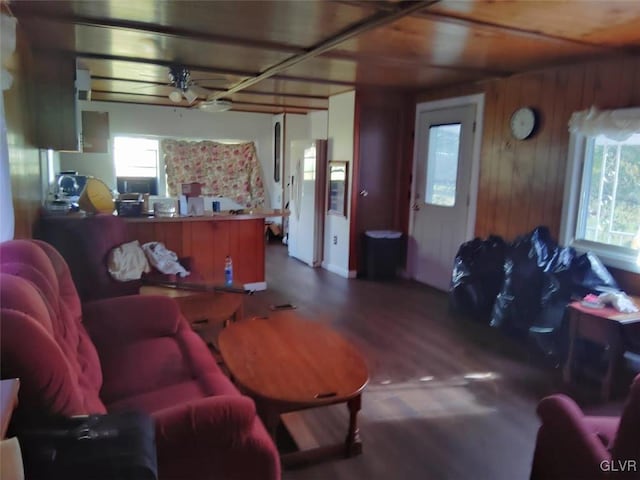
169 89 182 103
198 99 233 112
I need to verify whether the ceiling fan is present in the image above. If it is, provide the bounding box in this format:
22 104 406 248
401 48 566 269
167 64 233 112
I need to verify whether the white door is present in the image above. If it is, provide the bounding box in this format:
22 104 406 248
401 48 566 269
409 103 477 291
288 141 319 266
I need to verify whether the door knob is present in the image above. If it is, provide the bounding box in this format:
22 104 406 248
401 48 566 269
359 189 369 197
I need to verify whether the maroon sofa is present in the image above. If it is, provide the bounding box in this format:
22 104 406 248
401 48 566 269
530 374 640 479
0 239 280 480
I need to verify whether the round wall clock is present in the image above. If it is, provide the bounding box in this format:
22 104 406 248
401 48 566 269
510 107 537 140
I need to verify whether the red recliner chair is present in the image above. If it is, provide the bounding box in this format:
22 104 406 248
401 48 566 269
0 239 280 480
530 374 640 479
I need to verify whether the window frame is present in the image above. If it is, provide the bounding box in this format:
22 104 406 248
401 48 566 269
560 119 640 273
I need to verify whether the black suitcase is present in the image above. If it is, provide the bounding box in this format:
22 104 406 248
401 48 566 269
18 411 157 480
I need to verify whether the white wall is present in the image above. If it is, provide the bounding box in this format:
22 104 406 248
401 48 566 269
309 110 328 139
283 113 309 209
322 91 355 278
60 101 277 207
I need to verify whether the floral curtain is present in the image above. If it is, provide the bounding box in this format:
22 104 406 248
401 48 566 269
161 139 266 208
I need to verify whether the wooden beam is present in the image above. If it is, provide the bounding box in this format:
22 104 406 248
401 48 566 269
208 0 440 100
90 76 329 100
69 51 361 88
91 90 326 111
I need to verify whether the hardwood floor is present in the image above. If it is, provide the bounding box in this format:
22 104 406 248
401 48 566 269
239 244 620 480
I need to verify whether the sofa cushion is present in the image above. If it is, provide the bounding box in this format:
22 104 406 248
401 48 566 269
107 374 239 413
99 336 199 405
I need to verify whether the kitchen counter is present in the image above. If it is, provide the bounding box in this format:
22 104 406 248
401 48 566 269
124 211 286 291
122 209 288 223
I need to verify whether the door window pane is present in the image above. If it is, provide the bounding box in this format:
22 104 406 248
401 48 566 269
425 123 461 207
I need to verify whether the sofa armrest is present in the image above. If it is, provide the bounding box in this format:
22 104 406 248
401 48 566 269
537 395 611 458
532 394 611 479
152 395 256 448
82 295 182 344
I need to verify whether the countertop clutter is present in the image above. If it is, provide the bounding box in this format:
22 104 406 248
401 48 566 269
121 209 288 223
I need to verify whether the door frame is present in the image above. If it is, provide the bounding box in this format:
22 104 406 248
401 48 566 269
408 94 485 276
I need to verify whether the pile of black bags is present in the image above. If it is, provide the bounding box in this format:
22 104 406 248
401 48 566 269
450 226 619 359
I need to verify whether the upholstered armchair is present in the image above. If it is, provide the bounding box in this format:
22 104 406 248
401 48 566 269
0 240 279 480
530 374 640 479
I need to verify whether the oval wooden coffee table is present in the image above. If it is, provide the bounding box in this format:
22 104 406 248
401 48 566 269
218 311 369 467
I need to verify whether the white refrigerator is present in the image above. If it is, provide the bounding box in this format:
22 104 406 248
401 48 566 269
287 139 327 267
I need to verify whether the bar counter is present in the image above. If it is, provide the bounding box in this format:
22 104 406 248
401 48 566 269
124 210 286 290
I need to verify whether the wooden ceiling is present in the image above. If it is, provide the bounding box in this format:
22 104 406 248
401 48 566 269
9 0 640 114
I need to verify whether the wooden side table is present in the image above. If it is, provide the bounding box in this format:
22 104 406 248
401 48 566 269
139 286 244 344
563 299 640 400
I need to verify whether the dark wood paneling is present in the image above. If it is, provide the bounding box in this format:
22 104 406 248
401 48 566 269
416 55 640 286
418 56 640 243
349 90 413 272
430 0 640 48
610 267 640 297
31 53 79 151
335 15 608 74
6 23 41 239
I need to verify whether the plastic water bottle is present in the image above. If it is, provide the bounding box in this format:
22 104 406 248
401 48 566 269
224 255 233 285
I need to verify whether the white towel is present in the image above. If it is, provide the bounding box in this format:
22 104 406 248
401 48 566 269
599 292 639 313
142 242 190 278
107 240 151 282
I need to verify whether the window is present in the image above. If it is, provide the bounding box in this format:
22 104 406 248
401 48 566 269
425 123 461 207
114 137 159 178
561 107 640 272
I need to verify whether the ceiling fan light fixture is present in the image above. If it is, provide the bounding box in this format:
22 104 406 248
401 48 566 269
168 89 182 103
199 99 233 112
183 88 198 105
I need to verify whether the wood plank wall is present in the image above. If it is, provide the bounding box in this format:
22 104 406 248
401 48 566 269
416 55 640 293
5 25 41 239
125 219 266 284
416 56 640 242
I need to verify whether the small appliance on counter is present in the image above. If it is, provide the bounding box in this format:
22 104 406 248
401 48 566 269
44 171 87 214
115 193 144 217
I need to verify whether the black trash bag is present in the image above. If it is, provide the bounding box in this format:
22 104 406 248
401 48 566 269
490 226 557 336
571 251 619 296
449 235 507 321
530 245 577 363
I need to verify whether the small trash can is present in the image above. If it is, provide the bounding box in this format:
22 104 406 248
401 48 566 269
363 230 404 280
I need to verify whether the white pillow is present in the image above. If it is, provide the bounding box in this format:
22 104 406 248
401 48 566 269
107 240 151 282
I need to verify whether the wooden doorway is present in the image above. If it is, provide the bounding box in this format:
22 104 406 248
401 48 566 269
408 94 484 291
349 91 414 276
